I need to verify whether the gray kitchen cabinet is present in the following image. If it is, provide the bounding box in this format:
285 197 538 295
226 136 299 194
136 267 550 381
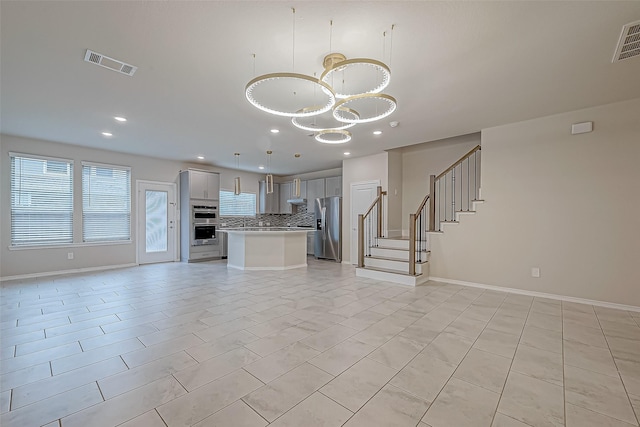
325 176 342 197
298 180 307 199
306 178 325 211
189 170 220 200
307 232 315 255
259 180 280 214
279 182 292 214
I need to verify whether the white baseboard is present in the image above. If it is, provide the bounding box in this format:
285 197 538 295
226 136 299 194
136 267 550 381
0 263 139 282
428 276 640 313
227 263 307 271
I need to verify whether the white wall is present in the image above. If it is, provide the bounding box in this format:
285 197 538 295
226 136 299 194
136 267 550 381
386 150 403 237
0 134 264 278
401 134 481 233
429 98 640 307
278 167 342 182
341 152 388 264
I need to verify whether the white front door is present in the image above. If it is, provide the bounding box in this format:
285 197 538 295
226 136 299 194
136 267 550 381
137 181 177 264
350 180 380 264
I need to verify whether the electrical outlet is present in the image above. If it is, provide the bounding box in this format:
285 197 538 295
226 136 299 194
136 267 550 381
258 221 264 226
67 252 74 260
221 222 227 227
531 267 540 278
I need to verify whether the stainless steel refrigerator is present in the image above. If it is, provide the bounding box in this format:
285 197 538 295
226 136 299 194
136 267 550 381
314 196 342 262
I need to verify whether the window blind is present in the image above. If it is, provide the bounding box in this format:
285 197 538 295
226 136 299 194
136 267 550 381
82 162 131 242
10 154 74 246
219 190 256 216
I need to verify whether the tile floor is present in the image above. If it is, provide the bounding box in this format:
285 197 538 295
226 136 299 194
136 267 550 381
1 258 639 427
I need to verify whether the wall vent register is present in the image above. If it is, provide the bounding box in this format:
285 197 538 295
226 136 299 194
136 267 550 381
613 20 640 62
84 49 138 76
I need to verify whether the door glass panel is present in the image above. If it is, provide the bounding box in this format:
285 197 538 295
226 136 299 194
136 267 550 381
145 190 167 253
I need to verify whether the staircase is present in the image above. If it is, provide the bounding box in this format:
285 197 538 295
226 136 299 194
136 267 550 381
356 236 431 286
356 145 482 286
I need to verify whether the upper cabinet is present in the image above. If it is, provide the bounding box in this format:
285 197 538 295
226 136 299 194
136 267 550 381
183 170 220 200
306 178 325 211
325 176 342 197
279 182 293 214
258 180 280 214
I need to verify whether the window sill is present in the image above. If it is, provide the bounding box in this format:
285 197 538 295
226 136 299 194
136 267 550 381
8 241 132 251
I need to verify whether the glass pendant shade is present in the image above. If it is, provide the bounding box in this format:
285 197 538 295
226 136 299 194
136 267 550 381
293 178 301 198
233 153 241 195
266 174 274 194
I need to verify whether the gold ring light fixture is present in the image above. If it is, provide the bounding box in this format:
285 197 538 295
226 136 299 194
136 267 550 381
291 106 359 132
320 53 391 99
315 129 352 144
245 73 336 118
245 12 397 144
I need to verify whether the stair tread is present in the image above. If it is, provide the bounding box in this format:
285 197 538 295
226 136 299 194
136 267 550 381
374 245 430 252
367 255 429 264
358 266 424 277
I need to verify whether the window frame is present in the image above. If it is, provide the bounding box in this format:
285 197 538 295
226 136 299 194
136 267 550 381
219 189 257 217
9 152 74 247
81 161 132 243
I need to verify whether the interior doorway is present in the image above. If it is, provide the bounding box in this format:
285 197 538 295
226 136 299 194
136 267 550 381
137 180 177 264
349 180 380 264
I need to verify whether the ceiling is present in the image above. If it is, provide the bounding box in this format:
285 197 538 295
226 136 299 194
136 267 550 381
1 1 639 175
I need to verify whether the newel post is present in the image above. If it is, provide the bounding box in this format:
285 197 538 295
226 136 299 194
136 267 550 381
428 175 436 231
358 214 365 267
376 186 383 238
409 213 416 276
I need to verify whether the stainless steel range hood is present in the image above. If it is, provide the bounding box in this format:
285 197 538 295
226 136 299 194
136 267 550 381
287 198 307 205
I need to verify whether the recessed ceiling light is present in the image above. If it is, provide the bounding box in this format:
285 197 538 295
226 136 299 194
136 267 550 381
344 152 351 156
197 156 205 160
258 165 265 170
373 130 382 135
270 129 280 134
101 132 113 137
114 116 127 122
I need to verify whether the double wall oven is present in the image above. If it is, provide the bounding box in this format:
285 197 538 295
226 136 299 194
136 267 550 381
191 203 219 246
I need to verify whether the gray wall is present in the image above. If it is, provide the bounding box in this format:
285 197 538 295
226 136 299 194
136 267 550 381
401 134 481 233
0 134 264 278
429 98 640 307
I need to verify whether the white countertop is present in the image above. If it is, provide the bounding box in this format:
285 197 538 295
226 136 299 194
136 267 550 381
221 227 313 235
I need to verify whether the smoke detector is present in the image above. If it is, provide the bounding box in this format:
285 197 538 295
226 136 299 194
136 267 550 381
389 121 399 128
613 20 640 62
84 49 138 76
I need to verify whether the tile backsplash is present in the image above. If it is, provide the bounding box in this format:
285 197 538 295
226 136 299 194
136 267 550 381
220 204 314 228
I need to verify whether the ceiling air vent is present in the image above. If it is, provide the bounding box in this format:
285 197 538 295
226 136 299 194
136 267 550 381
613 20 640 62
83 49 138 76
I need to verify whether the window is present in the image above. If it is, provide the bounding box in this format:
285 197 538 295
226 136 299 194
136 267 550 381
219 190 256 216
10 153 73 246
82 162 131 242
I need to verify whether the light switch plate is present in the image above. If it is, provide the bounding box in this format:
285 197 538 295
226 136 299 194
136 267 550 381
531 267 540 278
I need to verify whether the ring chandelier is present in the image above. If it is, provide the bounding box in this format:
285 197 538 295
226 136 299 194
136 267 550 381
245 13 397 145
245 53 396 144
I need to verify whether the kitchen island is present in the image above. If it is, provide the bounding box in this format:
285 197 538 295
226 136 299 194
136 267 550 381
222 228 311 270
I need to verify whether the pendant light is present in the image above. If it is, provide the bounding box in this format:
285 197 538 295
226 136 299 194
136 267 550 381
246 14 397 143
265 150 274 194
245 8 335 118
293 154 301 198
234 153 241 195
